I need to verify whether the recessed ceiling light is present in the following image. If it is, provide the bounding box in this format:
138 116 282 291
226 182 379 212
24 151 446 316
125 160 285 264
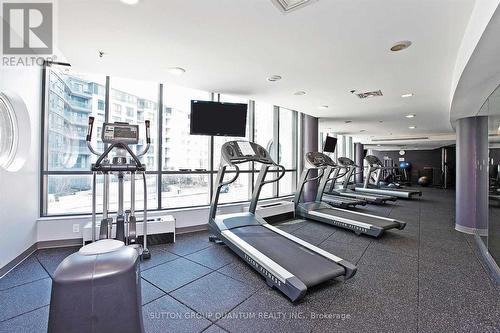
405 114 416 118
267 75 282 82
294 91 306 96
168 67 186 76
401 93 414 98
344 120 352 124
318 105 328 110
390 41 412 52
120 0 140 5
409 126 417 129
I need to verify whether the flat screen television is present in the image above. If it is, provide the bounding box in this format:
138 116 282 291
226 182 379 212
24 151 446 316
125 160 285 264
323 136 337 153
190 100 247 137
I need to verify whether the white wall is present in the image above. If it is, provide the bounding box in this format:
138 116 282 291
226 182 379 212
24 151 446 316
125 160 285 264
0 66 42 268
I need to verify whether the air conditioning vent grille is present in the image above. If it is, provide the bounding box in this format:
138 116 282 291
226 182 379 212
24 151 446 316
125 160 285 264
356 90 383 99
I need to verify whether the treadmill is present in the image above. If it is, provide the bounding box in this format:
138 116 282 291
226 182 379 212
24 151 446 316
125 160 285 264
329 157 397 204
294 152 406 238
312 155 367 208
209 141 356 302
355 155 422 199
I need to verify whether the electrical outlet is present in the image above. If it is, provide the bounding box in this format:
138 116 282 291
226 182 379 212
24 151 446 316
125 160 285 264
73 224 80 233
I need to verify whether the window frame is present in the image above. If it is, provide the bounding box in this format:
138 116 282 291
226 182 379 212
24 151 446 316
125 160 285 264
40 61 299 217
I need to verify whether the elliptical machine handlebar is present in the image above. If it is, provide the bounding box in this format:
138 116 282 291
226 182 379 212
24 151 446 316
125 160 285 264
137 120 151 157
86 117 101 156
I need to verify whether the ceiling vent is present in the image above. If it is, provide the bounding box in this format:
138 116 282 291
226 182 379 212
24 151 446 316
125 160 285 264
356 90 383 99
271 0 317 13
371 137 429 142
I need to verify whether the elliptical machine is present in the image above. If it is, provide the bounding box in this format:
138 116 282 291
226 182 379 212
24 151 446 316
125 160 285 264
48 117 152 333
86 116 151 259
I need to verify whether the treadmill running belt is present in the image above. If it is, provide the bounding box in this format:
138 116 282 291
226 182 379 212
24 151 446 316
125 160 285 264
230 225 345 287
315 208 400 229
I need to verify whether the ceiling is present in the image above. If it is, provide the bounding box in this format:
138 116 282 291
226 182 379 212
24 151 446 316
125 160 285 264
57 0 475 147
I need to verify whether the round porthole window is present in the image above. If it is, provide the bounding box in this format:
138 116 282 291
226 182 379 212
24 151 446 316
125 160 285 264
0 92 30 172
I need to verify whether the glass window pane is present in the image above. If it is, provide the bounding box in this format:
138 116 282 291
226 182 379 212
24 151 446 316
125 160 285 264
279 171 295 196
163 86 211 171
279 108 295 169
254 102 275 158
108 175 157 212
47 175 93 214
255 170 276 199
161 174 210 208
217 172 251 204
213 95 250 170
109 77 159 171
46 65 105 171
46 174 157 215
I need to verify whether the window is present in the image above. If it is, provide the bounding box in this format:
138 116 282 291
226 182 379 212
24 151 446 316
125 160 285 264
213 94 251 171
45 64 106 172
161 85 211 209
110 77 159 171
0 93 17 170
162 85 210 171
41 64 300 216
278 107 297 196
254 102 275 199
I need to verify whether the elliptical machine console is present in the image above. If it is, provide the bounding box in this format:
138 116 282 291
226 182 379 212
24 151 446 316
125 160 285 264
86 116 151 259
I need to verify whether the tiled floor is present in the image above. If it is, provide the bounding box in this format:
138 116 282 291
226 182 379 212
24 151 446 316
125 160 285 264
1 188 499 333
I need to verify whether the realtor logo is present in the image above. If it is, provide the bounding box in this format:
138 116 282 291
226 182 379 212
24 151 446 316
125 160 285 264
2 2 53 55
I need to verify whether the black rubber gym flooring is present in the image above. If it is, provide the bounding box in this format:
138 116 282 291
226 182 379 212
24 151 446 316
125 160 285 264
0 188 499 332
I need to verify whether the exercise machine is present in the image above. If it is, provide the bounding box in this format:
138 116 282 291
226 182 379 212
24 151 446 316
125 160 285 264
357 155 422 199
294 152 406 237
209 141 356 302
328 157 396 204
48 117 151 333
86 116 151 259
311 156 366 208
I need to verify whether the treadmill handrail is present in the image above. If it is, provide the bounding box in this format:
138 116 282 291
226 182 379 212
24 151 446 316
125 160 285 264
249 163 286 214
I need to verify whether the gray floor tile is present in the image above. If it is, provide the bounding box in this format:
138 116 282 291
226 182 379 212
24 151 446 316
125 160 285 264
368 231 419 258
142 278 166 305
217 259 267 290
358 246 418 274
217 288 317 333
0 306 49 333
0 278 52 321
324 228 373 247
141 258 212 293
171 272 255 318
140 245 180 271
185 245 238 270
35 246 79 277
0 256 49 291
318 238 369 264
162 231 214 256
311 279 418 333
418 282 500 333
202 324 227 333
143 295 211 333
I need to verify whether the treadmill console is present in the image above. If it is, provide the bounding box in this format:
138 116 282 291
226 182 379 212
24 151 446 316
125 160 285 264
306 152 335 167
221 141 274 164
338 157 355 166
365 155 382 167
102 122 139 144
